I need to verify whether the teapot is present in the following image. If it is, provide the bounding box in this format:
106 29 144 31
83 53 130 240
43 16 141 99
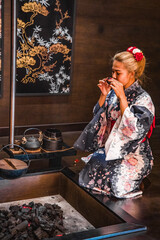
21 128 43 150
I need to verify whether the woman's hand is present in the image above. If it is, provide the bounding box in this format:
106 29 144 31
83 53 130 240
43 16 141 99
98 77 111 107
109 78 128 115
97 78 111 96
109 78 125 99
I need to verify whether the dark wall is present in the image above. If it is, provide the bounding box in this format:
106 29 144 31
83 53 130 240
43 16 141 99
0 0 160 133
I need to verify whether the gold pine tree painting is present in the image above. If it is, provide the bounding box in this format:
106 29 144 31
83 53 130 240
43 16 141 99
16 0 75 95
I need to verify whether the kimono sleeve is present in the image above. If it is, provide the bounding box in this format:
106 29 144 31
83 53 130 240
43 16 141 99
93 102 101 115
105 92 155 160
73 106 105 151
73 92 113 151
118 93 155 141
93 90 112 115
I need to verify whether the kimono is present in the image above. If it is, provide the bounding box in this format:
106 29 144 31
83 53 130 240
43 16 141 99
74 81 155 199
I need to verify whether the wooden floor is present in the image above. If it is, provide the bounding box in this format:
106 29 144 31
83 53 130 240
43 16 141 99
0 126 159 239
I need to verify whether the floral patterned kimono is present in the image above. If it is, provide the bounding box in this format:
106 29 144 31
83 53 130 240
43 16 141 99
74 81 155 198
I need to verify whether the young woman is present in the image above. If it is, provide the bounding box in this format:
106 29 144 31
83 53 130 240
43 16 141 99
74 47 155 199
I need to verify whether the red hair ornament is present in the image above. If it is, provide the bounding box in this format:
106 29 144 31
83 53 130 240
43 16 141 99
127 46 143 61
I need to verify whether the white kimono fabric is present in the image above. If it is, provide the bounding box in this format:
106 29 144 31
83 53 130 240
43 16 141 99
75 81 155 198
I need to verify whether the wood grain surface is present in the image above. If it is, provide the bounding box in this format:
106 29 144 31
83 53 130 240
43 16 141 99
0 0 159 131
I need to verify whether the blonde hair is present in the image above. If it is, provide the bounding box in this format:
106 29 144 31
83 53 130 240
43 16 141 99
112 50 146 85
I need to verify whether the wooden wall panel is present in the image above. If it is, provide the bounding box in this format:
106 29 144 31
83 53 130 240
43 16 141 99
0 0 11 127
0 0 159 134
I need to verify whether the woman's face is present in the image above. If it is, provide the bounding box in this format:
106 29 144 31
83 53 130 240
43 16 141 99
112 60 135 89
